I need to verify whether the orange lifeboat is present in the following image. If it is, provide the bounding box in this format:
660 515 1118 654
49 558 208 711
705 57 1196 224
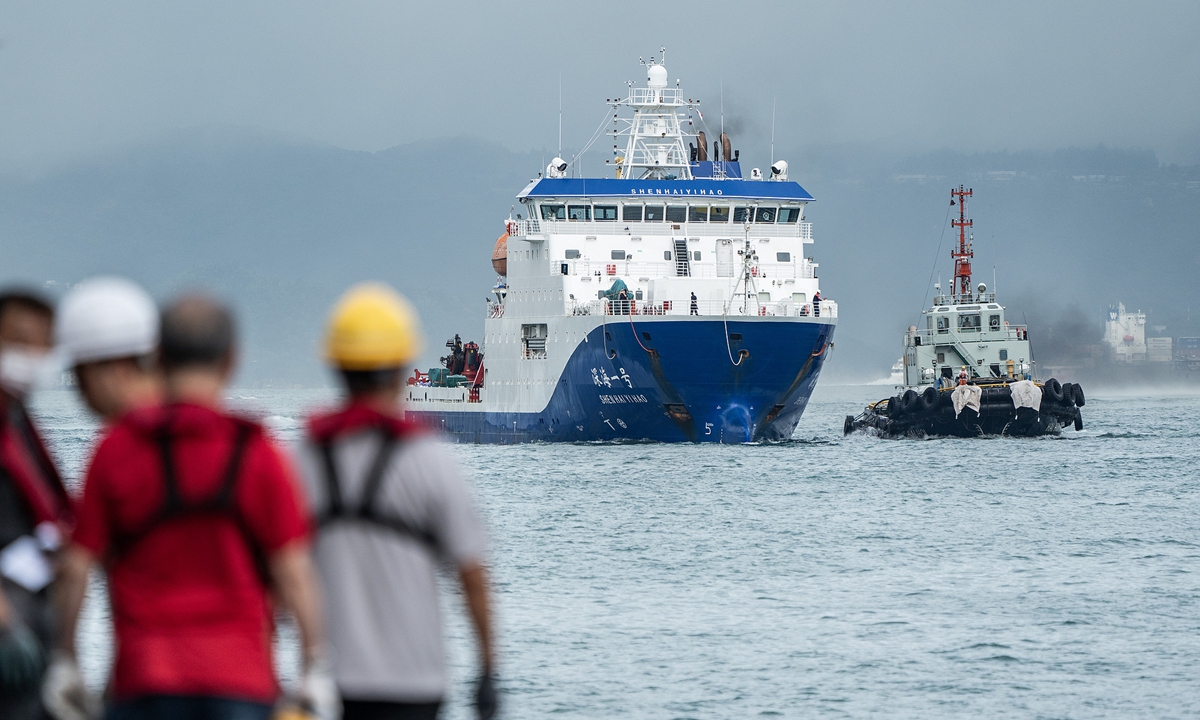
492 232 508 276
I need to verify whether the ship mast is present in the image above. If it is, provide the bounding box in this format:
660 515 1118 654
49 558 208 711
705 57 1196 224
950 185 973 301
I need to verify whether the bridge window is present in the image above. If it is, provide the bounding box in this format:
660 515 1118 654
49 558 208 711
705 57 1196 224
733 207 750 223
666 206 687 223
989 314 1001 331
755 207 778 223
611 250 626 260
779 207 801 224
594 205 618 220
540 204 565 220
689 206 708 222
622 204 643 221
776 252 791 262
937 316 949 333
644 205 665 222
565 249 580 259
567 205 591 221
710 207 730 223
958 314 981 332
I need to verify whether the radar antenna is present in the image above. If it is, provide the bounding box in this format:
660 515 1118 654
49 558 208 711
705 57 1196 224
950 185 973 301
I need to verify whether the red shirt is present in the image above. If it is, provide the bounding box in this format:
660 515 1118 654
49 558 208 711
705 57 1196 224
73 403 310 702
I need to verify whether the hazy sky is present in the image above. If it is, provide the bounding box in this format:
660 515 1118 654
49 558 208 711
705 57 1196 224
2 1 1199 168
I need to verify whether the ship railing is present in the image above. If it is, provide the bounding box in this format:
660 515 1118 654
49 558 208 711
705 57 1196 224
626 87 684 105
524 220 812 240
911 325 1029 344
512 218 542 236
593 298 838 319
553 259 814 281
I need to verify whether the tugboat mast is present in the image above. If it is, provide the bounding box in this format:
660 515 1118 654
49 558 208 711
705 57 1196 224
950 185 973 301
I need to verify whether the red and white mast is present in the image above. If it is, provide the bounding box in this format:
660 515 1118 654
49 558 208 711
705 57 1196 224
950 185 973 300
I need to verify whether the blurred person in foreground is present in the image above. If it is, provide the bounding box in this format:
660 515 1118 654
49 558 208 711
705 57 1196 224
55 277 163 423
0 289 73 719
47 295 338 720
298 284 496 720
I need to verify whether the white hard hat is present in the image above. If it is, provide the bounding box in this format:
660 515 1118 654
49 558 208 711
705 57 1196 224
56 277 159 366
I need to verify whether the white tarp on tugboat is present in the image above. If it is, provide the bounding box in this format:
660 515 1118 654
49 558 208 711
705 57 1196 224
1009 379 1042 410
951 384 982 417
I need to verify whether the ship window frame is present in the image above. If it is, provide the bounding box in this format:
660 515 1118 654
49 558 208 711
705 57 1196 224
664 250 672 260
622 204 643 221
733 207 751 223
989 314 1001 331
611 249 627 260
710 206 730 223
1000 349 1008 360
776 252 791 262
958 313 981 333
693 250 701 261
644 205 666 222
567 205 591 221
594 205 618 221
666 205 687 223
688 206 709 222
936 316 950 333
778 207 801 224
540 204 566 220
754 207 779 223
564 249 581 259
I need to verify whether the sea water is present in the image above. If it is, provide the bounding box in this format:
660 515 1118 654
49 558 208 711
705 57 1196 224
30 384 1200 719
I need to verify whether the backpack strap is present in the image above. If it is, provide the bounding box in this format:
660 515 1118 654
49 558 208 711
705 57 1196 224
116 421 258 566
316 427 437 550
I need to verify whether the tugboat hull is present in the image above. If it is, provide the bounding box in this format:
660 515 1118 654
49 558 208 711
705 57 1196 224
845 380 1084 438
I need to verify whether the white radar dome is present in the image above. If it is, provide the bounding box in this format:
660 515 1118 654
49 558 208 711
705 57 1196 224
647 64 668 88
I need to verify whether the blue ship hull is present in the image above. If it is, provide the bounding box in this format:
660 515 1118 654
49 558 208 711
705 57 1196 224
408 317 834 443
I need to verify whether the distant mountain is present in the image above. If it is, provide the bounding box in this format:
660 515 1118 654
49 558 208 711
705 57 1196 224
0 127 542 385
2 129 1197 384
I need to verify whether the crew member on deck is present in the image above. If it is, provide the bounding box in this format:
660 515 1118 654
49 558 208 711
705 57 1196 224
690 292 698 316
299 284 497 720
958 366 969 386
812 290 821 318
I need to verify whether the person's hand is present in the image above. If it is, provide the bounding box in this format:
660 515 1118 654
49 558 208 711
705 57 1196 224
41 650 100 720
300 655 341 720
475 673 498 720
0 621 44 693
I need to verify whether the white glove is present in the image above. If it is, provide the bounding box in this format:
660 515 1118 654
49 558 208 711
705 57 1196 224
41 651 101 720
301 655 341 720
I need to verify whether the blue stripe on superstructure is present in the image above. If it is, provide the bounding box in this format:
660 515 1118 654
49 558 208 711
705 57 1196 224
517 178 814 202
408 317 834 443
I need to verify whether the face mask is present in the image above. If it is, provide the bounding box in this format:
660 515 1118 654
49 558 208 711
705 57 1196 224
0 346 53 398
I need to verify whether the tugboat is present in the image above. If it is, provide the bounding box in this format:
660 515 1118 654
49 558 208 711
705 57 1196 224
402 51 837 442
845 186 1085 438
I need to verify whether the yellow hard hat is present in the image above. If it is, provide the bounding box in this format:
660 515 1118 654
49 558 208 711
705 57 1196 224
324 283 423 370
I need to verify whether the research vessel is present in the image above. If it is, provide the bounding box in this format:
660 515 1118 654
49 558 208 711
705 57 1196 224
405 54 836 442
845 186 1085 438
